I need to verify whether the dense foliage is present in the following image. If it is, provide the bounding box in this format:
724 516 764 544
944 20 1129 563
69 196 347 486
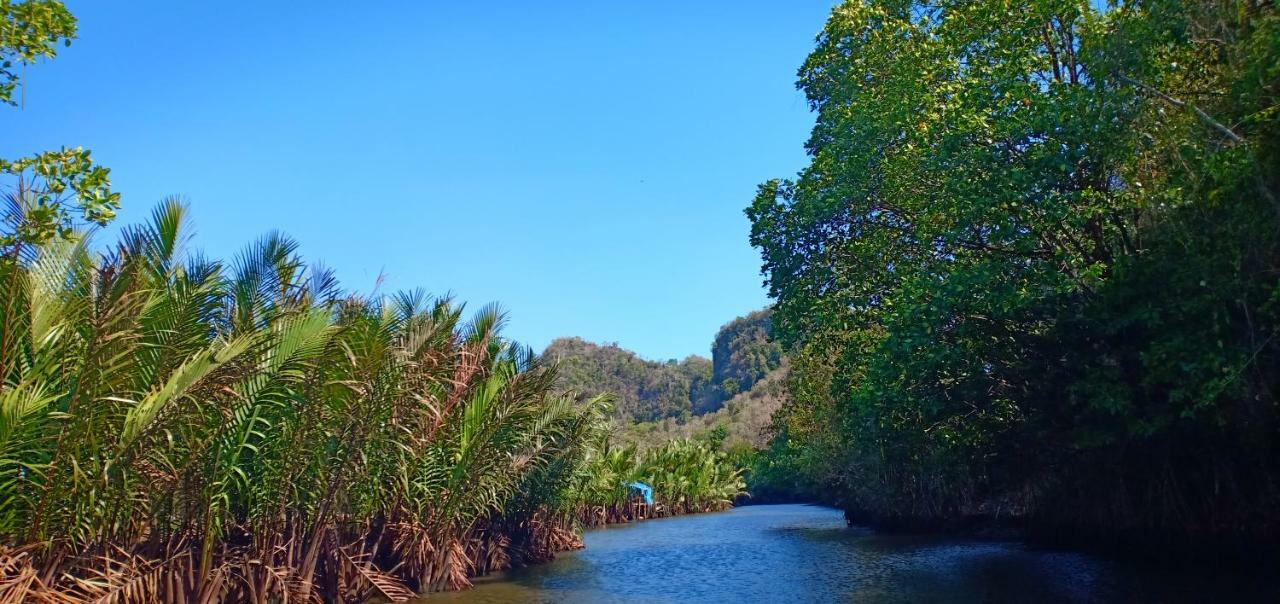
749 0 1280 550
571 438 746 525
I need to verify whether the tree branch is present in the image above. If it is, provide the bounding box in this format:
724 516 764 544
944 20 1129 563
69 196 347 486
1116 73 1245 144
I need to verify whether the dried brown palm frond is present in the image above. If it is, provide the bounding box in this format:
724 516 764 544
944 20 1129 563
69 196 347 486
57 547 193 604
479 533 509 575
386 521 434 589
335 548 413 603
0 546 63 604
431 540 472 593
262 563 323 604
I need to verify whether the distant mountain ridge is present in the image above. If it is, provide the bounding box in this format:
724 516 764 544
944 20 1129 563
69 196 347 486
544 309 783 423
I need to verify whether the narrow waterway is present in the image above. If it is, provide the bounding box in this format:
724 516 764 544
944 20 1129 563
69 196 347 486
423 504 1275 603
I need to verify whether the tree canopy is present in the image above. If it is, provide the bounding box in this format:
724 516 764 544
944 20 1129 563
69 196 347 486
749 0 1280 549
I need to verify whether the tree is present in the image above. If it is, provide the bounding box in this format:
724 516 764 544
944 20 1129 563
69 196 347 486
1 0 117 257
749 0 1280 549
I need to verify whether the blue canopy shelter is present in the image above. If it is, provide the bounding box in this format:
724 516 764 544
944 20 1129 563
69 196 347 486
627 481 654 505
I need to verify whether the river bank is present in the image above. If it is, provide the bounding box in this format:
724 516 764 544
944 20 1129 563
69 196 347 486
835 506 1280 567
739 490 1279 565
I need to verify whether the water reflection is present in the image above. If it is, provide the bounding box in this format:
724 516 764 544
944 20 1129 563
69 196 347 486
421 504 1275 603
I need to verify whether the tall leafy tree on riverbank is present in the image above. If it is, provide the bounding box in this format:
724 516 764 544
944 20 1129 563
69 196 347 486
750 0 1279 547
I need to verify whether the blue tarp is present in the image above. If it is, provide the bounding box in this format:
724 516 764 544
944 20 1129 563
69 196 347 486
627 481 654 505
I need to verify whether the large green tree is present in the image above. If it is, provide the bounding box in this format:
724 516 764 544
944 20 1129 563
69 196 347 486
751 0 1278 547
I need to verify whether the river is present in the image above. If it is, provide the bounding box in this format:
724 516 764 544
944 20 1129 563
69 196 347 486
422 504 1276 603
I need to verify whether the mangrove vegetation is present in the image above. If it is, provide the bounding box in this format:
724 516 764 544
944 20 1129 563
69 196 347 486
748 0 1280 553
0 197 746 602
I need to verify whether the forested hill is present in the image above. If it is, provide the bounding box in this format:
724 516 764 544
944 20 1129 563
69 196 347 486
544 309 783 422
706 310 784 412
542 338 712 422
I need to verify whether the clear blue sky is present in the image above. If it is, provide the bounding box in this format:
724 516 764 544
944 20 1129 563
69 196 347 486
2 1 833 361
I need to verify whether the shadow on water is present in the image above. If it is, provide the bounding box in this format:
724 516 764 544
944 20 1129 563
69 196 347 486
420 504 1278 603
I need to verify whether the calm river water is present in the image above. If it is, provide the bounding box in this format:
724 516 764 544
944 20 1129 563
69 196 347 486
423 504 1276 603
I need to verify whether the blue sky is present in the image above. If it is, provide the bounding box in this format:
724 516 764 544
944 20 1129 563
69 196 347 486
2 1 833 361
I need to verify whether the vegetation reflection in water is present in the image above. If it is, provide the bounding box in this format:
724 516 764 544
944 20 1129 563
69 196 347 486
424 504 1279 604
